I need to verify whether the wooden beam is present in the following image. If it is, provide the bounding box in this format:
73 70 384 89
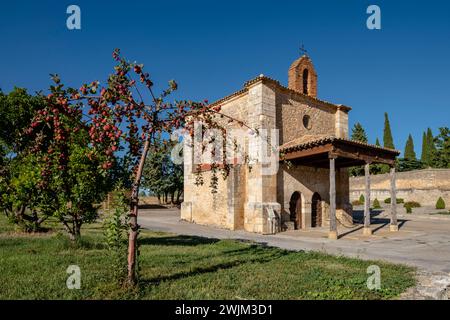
281 144 332 161
363 163 372 235
329 156 338 240
390 166 398 231
330 149 395 166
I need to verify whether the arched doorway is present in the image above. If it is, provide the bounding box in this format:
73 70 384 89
311 192 322 227
289 191 302 230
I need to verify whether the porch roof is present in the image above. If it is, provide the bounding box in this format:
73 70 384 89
280 136 400 168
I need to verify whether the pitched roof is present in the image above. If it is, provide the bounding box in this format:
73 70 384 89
280 135 400 155
208 74 351 112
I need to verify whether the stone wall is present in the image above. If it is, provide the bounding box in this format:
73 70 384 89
276 90 336 144
181 91 249 230
182 75 352 234
278 164 352 228
350 169 450 206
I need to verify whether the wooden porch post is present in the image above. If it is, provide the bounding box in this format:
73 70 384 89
363 162 372 235
328 156 338 240
390 166 398 231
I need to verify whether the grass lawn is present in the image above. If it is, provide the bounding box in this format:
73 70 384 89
0 215 416 300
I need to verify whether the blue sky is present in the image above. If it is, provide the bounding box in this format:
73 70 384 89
1 0 449 156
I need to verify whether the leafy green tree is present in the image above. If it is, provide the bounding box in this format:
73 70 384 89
48 142 113 240
22 102 115 240
0 88 45 153
421 131 429 165
142 141 166 203
142 138 183 204
0 154 49 231
404 134 416 160
383 112 395 149
430 127 450 168
396 158 424 172
0 89 48 231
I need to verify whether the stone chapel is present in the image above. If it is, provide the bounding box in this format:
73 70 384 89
181 54 400 239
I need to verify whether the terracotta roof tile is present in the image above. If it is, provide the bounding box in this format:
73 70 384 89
280 136 400 155
208 74 351 112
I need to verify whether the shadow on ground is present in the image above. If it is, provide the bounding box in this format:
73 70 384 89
138 234 289 288
339 209 409 238
140 234 220 246
138 204 169 209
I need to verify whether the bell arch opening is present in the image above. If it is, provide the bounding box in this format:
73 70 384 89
302 68 309 94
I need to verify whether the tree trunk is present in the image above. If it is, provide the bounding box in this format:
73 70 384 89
157 194 161 204
62 219 81 242
127 138 151 285
170 191 175 204
176 190 183 204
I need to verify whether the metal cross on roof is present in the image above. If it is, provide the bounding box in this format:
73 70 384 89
299 44 308 56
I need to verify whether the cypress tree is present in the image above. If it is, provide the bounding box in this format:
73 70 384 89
427 128 436 161
404 134 416 160
421 131 428 164
383 112 395 149
351 122 368 143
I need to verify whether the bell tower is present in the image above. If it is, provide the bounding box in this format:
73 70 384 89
288 55 318 98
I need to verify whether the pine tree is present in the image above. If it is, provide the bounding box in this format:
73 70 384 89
430 127 450 168
404 134 416 160
351 123 368 143
349 123 368 177
375 138 381 146
421 131 428 164
383 112 395 149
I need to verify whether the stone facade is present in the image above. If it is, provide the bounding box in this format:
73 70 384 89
350 169 450 206
181 55 353 234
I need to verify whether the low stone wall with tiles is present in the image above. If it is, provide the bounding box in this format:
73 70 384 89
350 169 450 207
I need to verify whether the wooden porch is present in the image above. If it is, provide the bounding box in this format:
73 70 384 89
280 136 401 239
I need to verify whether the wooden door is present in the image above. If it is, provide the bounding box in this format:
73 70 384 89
289 192 302 230
311 193 322 227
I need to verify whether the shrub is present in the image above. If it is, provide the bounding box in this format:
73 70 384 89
436 197 446 209
103 188 129 283
359 194 365 204
352 200 362 206
373 198 381 209
405 205 412 214
384 198 404 204
404 201 421 208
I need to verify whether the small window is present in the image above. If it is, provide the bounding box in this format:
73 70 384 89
302 115 311 130
302 69 309 94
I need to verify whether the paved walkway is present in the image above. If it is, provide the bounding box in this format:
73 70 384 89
138 207 450 274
